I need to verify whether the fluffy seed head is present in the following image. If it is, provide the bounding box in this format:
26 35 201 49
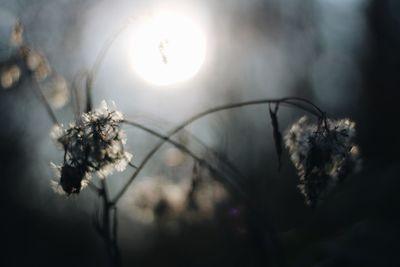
285 116 361 207
51 101 132 194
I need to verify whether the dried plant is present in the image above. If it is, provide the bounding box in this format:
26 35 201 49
285 116 361 207
1 19 362 267
51 101 132 194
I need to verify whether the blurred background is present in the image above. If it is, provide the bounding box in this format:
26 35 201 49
1 0 400 266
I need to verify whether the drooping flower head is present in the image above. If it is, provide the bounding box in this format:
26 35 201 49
51 101 132 195
285 116 361 207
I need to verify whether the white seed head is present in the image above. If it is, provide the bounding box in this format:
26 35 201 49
50 101 131 194
285 116 361 206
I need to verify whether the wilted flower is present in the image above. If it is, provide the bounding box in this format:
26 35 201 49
51 101 132 194
285 116 361 207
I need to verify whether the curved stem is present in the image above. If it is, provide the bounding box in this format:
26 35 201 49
85 21 132 112
113 97 324 204
281 97 325 116
117 120 245 203
127 113 242 177
70 70 88 119
31 77 59 125
90 21 131 82
124 117 245 181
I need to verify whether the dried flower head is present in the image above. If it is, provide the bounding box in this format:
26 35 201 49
285 116 361 207
51 101 132 194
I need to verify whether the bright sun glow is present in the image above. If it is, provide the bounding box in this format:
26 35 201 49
130 11 207 86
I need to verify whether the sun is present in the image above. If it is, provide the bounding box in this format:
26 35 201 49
129 11 207 86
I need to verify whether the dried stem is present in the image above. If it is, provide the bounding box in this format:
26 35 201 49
121 119 245 200
113 97 325 204
124 118 245 179
99 178 122 267
85 20 132 113
70 70 88 119
31 77 59 125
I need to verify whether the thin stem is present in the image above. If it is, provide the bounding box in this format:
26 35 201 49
88 181 101 194
31 77 59 125
113 97 324 204
128 162 137 169
90 21 131 82
112 206 122 267
280 100 320 117
100 178 112 266
282 97 325 116
85 72 93 113
84 21 132 113
84 20 132 114
124 118 245 181
100 178 122 267
71 70 88 119
128 113 242 178
119 120 245 201
100 179 110 234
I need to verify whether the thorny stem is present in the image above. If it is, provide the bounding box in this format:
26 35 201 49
113 97 325 204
